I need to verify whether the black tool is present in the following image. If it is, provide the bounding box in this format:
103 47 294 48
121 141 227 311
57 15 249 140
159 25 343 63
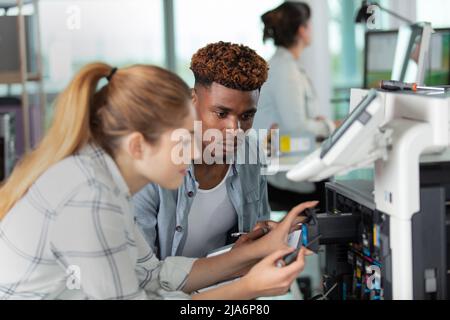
380 80 445 92
279 234 323 267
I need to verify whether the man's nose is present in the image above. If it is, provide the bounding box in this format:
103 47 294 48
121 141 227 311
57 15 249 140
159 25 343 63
225 117 241 131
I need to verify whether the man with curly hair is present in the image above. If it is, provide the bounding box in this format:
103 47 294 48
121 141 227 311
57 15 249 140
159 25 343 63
133 42 275 259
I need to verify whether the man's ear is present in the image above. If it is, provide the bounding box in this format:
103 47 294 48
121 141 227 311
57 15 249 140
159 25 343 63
125 132 147 160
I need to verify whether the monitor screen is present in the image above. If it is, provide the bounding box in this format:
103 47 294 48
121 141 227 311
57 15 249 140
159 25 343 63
364 31 398 89
425 29 450 86
392 24 426 83
365 29 450 89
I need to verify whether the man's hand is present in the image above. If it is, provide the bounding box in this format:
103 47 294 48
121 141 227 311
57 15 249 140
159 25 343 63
233 221 273 249
233 202 316 249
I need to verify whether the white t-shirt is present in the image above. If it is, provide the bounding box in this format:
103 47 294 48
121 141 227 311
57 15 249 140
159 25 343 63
182 166 237 258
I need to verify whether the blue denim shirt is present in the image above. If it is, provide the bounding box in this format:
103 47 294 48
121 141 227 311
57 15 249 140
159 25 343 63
133 141 271 259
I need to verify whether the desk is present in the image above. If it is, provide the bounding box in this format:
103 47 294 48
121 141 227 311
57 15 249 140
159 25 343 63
266 154 305 175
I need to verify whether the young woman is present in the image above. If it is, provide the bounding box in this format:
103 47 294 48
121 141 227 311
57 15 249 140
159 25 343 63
0 62 315 300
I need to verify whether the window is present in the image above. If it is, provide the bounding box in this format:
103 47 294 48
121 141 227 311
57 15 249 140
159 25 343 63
39 0 164 92
416 0 450 28
328 0 392 119
328 0 366 119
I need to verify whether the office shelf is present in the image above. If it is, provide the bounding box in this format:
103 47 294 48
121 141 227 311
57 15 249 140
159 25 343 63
0 0 45 152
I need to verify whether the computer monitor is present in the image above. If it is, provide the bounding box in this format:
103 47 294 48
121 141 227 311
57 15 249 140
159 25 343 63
391 23 432 85
425 28 450 86
364 28 450 89
364 30 398 89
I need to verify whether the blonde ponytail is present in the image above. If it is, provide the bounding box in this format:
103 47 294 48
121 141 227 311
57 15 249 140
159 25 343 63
1 63 191 219
0 63 112 218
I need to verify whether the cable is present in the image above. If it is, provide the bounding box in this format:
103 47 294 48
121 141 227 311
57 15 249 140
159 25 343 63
309 282 338 300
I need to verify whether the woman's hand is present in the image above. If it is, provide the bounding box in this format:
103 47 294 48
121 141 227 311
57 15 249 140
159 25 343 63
241 247 308 298
250 201 319 258
190 247 311 300
186 202 318 295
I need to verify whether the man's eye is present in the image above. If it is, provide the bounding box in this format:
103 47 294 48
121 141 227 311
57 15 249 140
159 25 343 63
242 113 255 121
216 112 228 119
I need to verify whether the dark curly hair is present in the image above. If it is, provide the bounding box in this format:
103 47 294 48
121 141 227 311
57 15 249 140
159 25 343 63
190 41 269 91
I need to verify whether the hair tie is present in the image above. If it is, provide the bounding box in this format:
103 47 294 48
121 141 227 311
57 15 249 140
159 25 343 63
106 67 118 82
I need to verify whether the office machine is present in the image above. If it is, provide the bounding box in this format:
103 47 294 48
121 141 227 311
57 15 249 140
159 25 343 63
0 112 16 182
288 89 450 299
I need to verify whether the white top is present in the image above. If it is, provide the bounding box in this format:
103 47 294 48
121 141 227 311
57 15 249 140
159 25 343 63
0 144 195 300
182 166 236 258
254 47 332 192
254 47 331 138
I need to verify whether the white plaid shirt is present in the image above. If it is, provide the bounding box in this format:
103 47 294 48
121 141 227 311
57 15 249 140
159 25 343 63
0 144 196 300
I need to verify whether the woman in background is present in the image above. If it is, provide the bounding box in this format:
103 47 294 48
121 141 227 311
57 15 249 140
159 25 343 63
254 1 334 211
